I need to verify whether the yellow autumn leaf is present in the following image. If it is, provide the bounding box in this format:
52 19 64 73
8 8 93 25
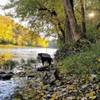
50 92 60 100
67 85 76 90
86 91 96 99
97 58 100 62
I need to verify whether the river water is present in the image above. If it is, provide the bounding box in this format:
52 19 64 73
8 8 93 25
0 47 57 61
0 77 27 100
0 47 57 100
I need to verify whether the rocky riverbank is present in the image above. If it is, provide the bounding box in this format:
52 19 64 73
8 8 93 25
11 64 100 100
0 57 99 100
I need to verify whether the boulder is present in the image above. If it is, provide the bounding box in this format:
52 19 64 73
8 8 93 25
0 71 6 74
42 70 56 85
0 71 14 80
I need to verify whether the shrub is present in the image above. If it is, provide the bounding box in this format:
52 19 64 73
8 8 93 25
56 41 100 78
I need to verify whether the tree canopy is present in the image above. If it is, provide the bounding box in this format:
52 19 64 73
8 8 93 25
3 0 100 45
0 15 48 47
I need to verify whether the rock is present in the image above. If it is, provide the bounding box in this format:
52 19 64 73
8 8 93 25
0 71 6 79
27 74 35 79
0 74 13 80
81 97 87 100
0 71 6 74
7 72 14 76
37 66 50 71
42 70 56 85
0 71 14 80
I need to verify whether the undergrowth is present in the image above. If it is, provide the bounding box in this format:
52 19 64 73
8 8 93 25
56 40 100 80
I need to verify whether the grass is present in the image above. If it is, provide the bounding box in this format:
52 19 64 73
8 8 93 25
57 40 100 78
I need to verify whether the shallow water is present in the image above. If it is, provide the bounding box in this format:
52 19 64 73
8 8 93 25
0 77 27 100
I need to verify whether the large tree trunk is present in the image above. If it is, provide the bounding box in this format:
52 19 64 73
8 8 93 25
63 0 80 42
80 0 86 36
64 14 72 43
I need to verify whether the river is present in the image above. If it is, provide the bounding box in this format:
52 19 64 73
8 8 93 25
0 47 57 61
0 77 27 100
0 47 57 100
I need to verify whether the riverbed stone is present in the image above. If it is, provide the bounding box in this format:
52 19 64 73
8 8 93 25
0 71 14 80
5 62 99 100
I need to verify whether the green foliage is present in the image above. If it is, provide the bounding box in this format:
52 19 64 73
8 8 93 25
87 25 100 40
55 38 92 61
57 41 100 77
4 0 100 43
0 39 9 44
0 60 18 70
4 0 65 37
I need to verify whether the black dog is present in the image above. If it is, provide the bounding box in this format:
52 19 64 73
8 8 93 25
37 53 53 66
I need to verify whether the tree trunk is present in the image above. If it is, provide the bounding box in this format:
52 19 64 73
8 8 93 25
65 14 72 43
63 0 80 42
80 0 86 36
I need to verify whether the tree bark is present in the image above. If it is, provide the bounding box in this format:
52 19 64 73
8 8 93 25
65 14 72 42
80 0 86 36
63 0 80 42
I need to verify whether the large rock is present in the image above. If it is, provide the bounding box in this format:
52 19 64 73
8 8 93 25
0 71 14 80
13 67 26 77
42 70 56 85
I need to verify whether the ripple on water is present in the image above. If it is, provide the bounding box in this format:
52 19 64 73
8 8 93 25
0 78 27 100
